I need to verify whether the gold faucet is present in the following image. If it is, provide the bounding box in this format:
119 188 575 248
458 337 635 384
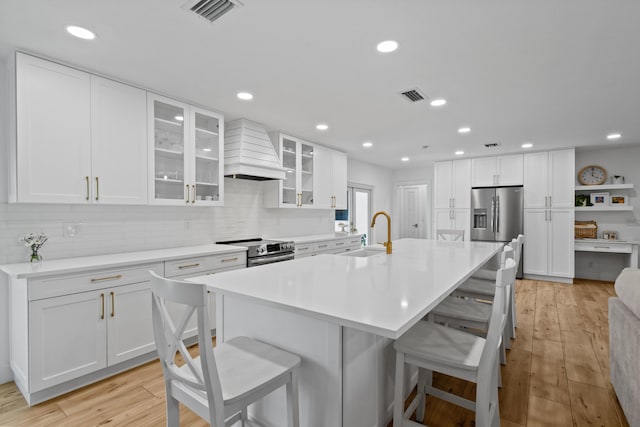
370 211 392 254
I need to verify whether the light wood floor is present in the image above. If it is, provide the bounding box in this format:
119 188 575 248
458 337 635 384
0 279 630 426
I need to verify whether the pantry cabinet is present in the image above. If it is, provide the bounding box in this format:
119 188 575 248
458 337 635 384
15 53 148 204
523 208 574 278
524 149 575 209
148 94 224 206
434 209 470 241
434 159 471 209
314 146 348 209
471 154 523 187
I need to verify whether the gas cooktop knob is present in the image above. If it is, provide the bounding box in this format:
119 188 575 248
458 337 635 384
257 245 266 255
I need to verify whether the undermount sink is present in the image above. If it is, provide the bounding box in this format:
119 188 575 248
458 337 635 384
342 247 386 257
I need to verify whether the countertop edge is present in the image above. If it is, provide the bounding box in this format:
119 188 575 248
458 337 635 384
0 244 248 279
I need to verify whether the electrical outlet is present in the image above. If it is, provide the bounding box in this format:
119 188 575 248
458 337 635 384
63 222 81 238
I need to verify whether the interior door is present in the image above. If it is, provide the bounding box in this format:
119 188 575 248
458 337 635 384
399 185 427 239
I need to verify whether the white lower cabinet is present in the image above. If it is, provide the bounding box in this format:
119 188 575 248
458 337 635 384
28 267 161 393
523 208 574 278
293 236 362 258
434 209 470 240
164 252 247 338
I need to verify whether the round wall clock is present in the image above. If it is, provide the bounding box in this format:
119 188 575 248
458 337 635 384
578 165 607 185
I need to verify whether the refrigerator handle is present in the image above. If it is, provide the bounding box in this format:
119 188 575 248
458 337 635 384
490 196 496 232
496 196 500 232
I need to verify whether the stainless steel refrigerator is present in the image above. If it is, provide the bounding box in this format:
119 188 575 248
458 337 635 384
471 186 523 277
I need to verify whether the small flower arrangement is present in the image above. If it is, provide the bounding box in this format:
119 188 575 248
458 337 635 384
20 232 48 263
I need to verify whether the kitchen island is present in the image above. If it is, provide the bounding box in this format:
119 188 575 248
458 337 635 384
190 238 503 427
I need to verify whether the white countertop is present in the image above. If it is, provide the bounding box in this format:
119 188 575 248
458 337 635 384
190 239 503 339
266 233 361 243
575 239 639 245
0 244 247 279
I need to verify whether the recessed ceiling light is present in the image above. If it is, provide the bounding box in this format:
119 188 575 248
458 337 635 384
203 148 212 152
401 157 410 162
237 92 253 100
316 124 328 131
65 25 96 40
376 40 398 53
521 143 533 148
607 133 622 140
458 127 471 134
455 150 464 155
174 116 184 121
430 98 447 107
362 142 373 148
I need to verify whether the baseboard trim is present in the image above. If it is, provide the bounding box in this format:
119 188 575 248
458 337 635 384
523 274 573 284
0 364 13 385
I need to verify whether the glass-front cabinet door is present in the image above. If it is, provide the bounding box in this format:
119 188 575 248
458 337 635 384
148 94 224 206
191 106 223 206
277 134 315 208
149 96 188 205
299 143 314 206
281 137 298 205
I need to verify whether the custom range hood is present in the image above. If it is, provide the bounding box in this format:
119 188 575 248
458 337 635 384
224 119 286 180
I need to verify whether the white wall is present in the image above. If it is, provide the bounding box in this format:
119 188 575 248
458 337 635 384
0 57 10 383
575 146 640 281
347 159 393 242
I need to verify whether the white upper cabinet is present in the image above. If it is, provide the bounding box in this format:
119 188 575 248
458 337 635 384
471 154 523 187
148 94 224 206
314 146 347 209
15 53 148 205
434 159 471 209
524 149 575 208
90 76 147 204
265 134 317 208
16 53 92 203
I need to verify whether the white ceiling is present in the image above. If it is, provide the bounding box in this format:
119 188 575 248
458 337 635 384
1 0 639 170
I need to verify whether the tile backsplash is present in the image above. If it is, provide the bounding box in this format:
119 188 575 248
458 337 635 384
0 178 334 264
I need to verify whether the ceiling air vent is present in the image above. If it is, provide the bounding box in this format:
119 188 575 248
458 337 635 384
400 88 425 103
183 0 243 23
484 142 501 148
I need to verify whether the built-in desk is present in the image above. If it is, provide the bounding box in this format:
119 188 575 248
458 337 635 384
575 239 639 269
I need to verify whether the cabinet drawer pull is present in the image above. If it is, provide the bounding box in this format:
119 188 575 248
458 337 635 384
110 292 115 317
336 242 345 246
178 263 201 270
221 257 238 263
318 244 328 248
298 247 309 251
85 176 90 201
594 245 611 249
90 274 122 283
100 293 105 319
95 177 99 201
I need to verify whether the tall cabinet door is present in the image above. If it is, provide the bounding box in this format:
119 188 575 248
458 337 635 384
523 152 549 209
548 209 575 277
16 53 91 203
106 283 156 366
29 291 107 392
299 142 315 207
434 161 453 209
452 159 471 208
313 146 333 209
332 151 348 209
549 149 575 208
280 136 299 207
91 76 147 205
523 210 548 275
148 94 190 205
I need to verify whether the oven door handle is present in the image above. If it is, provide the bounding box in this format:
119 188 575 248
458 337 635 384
249 253 295 266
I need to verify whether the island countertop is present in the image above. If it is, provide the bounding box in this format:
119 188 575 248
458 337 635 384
190 238 503 339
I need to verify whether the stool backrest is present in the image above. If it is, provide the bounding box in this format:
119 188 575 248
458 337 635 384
149 271 224 426
436 229 465 241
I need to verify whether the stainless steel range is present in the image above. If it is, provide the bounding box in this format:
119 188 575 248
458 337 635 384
217 238 295 267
